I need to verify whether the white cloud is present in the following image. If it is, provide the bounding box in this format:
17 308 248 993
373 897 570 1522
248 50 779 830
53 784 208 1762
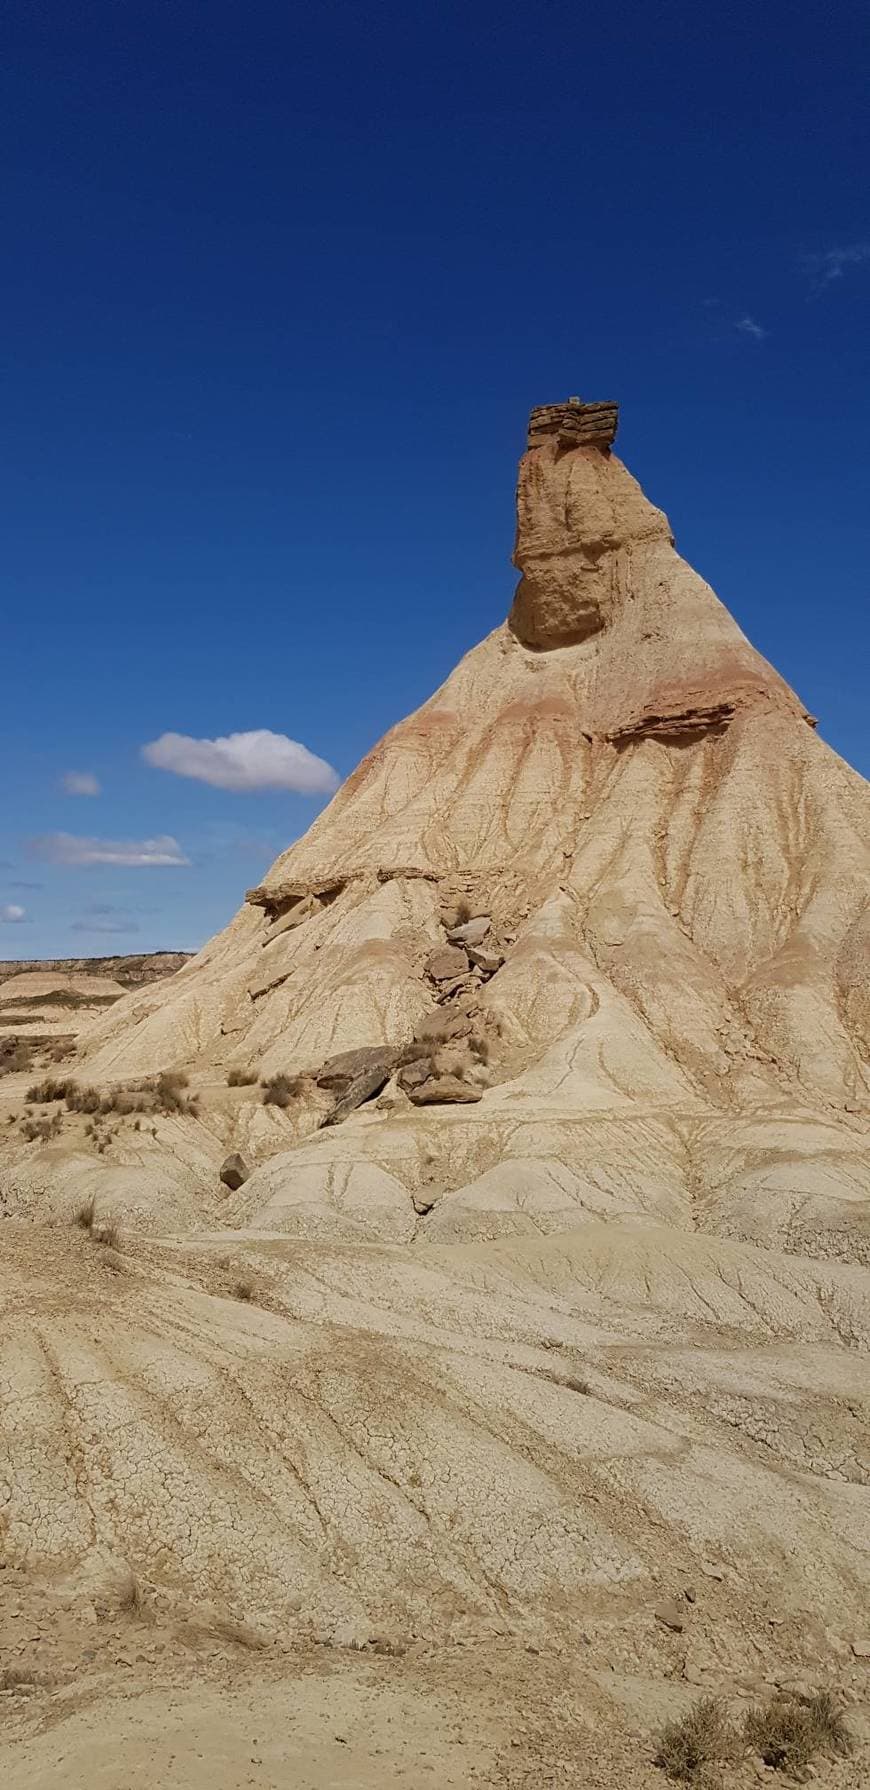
734 315 767 341
805 242 870 290
61 770 101 796
141 728 339 794
0 903 27 923
27 833 190 867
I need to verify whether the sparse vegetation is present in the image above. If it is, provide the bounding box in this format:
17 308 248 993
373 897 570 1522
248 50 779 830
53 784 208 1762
743 1689 851 1774
655 1697 736 1781
261 1072 307 1107
20 1112 63 1143
227 1065 258 1086
0 1037 36 1076
73 1195 119 1247
231 1274 256 1302
27 1076 78 1103
63 1070 199 1119
0 1665 37 1691
65 1084 102 1114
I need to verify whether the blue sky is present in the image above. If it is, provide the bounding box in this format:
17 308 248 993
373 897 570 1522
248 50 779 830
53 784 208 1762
2 0 868 956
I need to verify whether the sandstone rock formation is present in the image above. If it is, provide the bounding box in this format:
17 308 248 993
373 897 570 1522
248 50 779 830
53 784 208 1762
64 396 868 1259
1 403 869 1781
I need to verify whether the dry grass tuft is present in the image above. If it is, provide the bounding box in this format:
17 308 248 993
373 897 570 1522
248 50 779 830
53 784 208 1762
27 1076 78 1103
65 1070 199 1119
655 1697 735 1781
73 1196 119 1248
230 1274 257 1302
21 1112 63 1143
261 1072 307 1108
227 1065 258 1086
0 1665 38 1692
65 1084 102 1114
743 1689 851 1773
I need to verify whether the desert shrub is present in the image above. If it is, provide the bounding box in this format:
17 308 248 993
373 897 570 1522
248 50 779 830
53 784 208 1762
656 1698 736 1781
66 1071 197 1119
21 1112 63 1142
73 1196 118 1246
0 1038 34 1075
66 1084 102 1114
74 1195 96 1232
743 1690 851 1773
27 1076 77 1103
0 1665 37 1690
153 1069 195 1113
261 1072 306 1108
231 1274 256 1302
227 1066 258 1086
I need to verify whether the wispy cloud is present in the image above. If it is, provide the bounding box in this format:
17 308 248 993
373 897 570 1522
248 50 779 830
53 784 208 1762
0 903 28 923
142 728 339 794
27 833 190 868
734 315 768 341
9 880 42 890
61 770 101 796
804 242 870 291
70 916 140 935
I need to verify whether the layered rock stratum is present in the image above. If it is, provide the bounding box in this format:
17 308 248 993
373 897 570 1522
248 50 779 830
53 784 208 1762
1 401 868 1785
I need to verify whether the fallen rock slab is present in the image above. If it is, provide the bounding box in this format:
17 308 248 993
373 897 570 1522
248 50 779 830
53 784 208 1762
654 1599 686 1633
425 945 469 982
468 945 504 974
446 916 491 946
404 1072 483 1105
316 1045 399 1091
322 1065 392 1125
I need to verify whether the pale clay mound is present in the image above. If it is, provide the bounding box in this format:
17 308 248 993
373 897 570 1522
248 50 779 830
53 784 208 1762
1 402 868 1785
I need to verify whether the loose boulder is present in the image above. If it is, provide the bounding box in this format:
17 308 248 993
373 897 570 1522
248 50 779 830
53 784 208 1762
219 1152 249 1192
446 916 491 947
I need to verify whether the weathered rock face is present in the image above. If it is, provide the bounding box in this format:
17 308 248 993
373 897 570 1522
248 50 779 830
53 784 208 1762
509 401 672 648
74 399 869 1265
